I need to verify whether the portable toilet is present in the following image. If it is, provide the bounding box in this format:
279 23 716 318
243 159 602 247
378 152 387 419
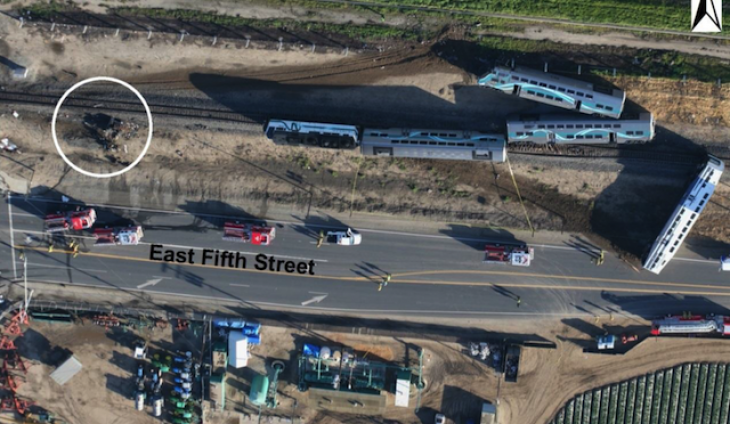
135 392 145 411
152 397 163 417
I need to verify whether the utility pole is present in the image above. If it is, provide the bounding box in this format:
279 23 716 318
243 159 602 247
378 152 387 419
8 193 16 280
415 348 424 413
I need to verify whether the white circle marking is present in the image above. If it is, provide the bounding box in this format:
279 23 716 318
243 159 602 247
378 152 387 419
51 76 153 178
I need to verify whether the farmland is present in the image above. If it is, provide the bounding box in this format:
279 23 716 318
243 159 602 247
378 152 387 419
549 363 730 424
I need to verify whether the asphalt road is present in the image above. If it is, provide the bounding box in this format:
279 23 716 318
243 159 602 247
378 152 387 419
2 196 729 318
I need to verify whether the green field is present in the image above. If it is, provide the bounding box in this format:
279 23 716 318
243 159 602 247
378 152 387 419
549 363 730 424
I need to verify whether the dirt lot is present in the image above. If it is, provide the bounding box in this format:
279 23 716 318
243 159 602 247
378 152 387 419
11 313 730 424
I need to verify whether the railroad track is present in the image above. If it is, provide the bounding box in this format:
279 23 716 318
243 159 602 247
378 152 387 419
0 90 264 124
2 89 729 164
508 143 729 165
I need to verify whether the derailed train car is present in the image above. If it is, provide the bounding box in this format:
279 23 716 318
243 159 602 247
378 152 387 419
506 113 655 145
264 120 507 163
478 65 626 119
642 155 725 275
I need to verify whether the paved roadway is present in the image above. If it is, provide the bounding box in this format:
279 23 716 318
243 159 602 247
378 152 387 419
1 196 729 317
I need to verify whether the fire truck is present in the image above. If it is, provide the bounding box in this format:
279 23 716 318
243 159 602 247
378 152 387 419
222 222 275 246
44 208 97 233
483 243 534 267
93 226 144 246
651 314 730 336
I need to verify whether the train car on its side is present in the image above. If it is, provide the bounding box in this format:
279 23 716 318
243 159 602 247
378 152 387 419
264 120 359 149
506 113 654 145
642 155 725 275
478 66 626 119
360 128 506 163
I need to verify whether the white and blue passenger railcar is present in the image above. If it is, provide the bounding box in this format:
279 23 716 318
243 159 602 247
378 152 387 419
265 120 360 149
506 113 654 145
642 155 725 275
479 66 626 119
361 128 506 162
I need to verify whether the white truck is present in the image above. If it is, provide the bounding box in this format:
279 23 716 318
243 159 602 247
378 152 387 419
93 226 144 246
326 228 362 246
721 256 730 271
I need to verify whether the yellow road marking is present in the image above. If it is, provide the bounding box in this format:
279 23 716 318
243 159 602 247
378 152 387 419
18 246 730 296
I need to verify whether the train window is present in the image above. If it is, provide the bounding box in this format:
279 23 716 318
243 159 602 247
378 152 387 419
521 78 528 82
558 87 566 92
511 76 519 81
669 247 675 253
538 125 545 129
546 95 554 100
606 106 614 111
576 124 584 128
567 89 575 94
577 92 585 96
595 135 603 138
448 142 456 146
586 94 593 99
527 90 536 95
636 131 644 135
695 207 701 212
548 85 556 89
420 132 428 136
457 143 465 147
567 124 574 129
450 134 457 137
585 124 593 128
585 135 593 139
530 80 538 84
467 143 475 147
525 125 534 129
539 83 547 87
557 125 565 129
411 141 419 144
527 132 534 136
576 135 584 139
704 193 709 199
555 98 563 102
547 125 555 129
567 135 575 139
517 132 524 136
596 105 604 109
613 124 620 128
699 200 705 206
536 93 545 98
429 141 437 145
626 131 634 135
392 140 400 144
691 213 696 219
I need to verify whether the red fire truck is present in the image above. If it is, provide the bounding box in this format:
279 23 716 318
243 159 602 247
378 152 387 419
484 243 534 267
44 209 97 233
93 226 144 246
222 222 275 246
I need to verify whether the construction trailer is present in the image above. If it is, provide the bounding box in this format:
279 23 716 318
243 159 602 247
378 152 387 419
44 209 97 233
209 373 226 410
228 332 249 368
481 402 497 424
503 345 521 383
394 370 411 408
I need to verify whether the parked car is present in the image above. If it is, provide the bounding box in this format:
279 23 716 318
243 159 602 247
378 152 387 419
326 228 362 246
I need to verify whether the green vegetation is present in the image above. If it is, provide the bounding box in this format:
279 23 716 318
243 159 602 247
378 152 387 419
24 0 73 18
550 363 730 424
290 0 714 33
113 6 432 41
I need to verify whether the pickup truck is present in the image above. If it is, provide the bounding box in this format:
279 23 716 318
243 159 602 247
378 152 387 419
326 228 362 246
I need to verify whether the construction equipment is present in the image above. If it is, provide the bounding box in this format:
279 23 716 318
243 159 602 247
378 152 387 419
93 226 144 246
651 314 730 336
503 345 521 382
44 209 96 233
265 360 285 408
483 243 534 267
222 222 275 245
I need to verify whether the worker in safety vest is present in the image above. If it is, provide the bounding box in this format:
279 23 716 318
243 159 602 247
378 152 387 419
316 230 324 248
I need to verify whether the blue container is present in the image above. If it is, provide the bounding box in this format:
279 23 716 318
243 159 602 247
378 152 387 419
247 334 261 345
213 318 229 328
303 344 320 357
229 319 246 329
243 322 261 335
